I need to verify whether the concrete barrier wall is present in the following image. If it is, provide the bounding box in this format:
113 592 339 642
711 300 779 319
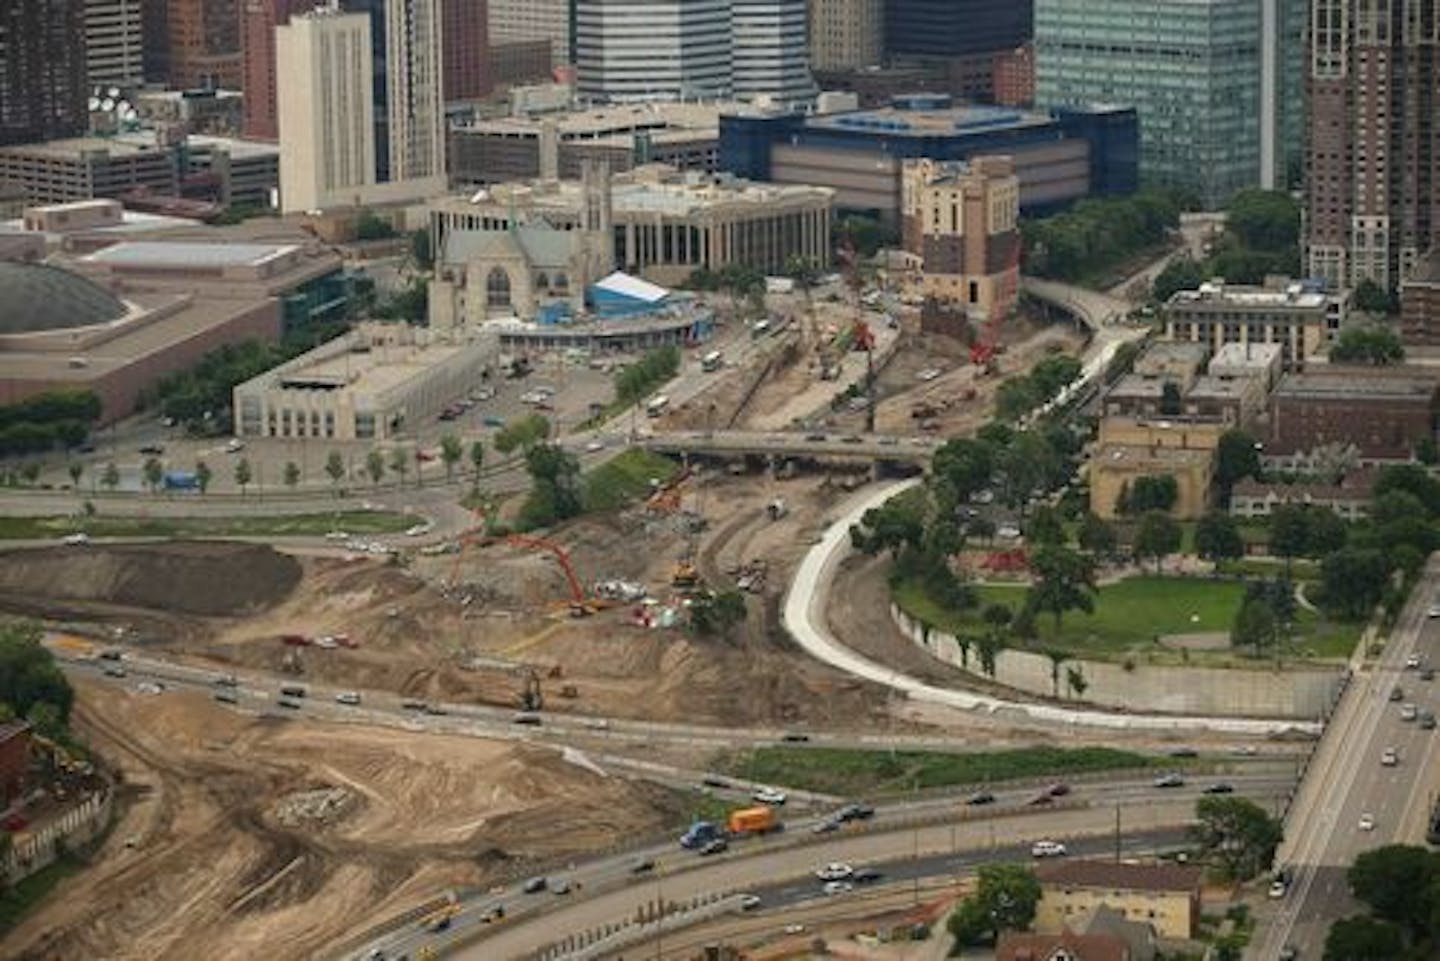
892 606 1344 720
2 789 112 886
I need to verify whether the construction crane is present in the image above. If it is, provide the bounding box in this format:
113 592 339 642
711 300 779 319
837 233 878 431
446 504 492 588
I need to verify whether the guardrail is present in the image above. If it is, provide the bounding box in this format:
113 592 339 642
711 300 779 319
532 891 748 961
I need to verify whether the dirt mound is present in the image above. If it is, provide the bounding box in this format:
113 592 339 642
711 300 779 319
0 542 300 616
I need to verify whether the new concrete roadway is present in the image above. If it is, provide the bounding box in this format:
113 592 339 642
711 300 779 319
1248 556 1440 959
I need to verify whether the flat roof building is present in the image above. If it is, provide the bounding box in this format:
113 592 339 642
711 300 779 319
430 163 832 286
449 101 734 186
233 322 498 441
720 96 1137 226
1164 277 1343 372
1401 249 1440 347
1268 366 1440 465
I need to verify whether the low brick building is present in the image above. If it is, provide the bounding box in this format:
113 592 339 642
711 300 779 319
1230 470 1378 521
1033 860 1204 941
996 930 1132 961
0 720 32 805
1267 365 1440 465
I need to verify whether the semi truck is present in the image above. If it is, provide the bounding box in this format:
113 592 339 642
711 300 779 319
726 805 780 836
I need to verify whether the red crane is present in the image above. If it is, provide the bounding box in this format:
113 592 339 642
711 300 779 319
505 533 591 615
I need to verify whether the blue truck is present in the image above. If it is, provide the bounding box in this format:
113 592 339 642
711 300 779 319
162 471 200 492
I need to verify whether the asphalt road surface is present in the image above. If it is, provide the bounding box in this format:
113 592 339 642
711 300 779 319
1251 559 1440 959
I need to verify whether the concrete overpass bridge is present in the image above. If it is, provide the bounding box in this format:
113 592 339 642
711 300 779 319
641 429 934 467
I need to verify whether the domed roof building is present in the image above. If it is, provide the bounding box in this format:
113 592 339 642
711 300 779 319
0 262 129 334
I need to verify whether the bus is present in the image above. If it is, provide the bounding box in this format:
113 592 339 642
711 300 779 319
700 350 723 372
645 395 671 418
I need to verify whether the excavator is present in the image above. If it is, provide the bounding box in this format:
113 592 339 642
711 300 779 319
505 533 610 616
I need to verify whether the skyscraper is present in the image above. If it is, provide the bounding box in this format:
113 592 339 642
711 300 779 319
242 0 317 141
341 0 446 185
1305 0 1438 293
885 0 1031 59
733 0 814 106
441 0 492 101
488 0 569 68
1035 0 1264 207
276 6 374 212
575 0 732 103
1 0 89 145
84 0 146 88
809 0 883 73
166 0 243 89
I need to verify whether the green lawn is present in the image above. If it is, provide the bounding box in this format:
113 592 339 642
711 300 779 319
581 449 681 513
715 745 1159 797
0 856 79 936
896 574 1361 662
0 510 419 540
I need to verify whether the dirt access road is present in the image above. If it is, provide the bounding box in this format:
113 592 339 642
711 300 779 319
4 679 679 961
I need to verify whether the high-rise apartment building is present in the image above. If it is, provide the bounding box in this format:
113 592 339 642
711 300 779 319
167 0 243 89
1035 0 1265 207
1 0 89 146
575 0 732 103
84 0 146 88
732 0 814 106
488 0 569 68
1305 0 1439 294
1261 0 1307 189
276 7 375 212
809 0 882 73
341 0 446 186
241 0 316 141
442 0 493 101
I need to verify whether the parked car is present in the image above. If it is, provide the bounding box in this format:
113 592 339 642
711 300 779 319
1031 840 1067 858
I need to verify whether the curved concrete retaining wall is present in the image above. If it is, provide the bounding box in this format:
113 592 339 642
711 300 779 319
891 606 1344 720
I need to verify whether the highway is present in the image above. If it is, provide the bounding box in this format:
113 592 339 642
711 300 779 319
1249 557 1440 959
642 428 934 462
361 785 1291 961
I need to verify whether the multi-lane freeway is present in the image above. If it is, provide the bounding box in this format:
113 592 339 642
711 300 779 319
1250 558 1440 959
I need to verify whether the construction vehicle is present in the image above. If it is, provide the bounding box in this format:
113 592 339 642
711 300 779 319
421 900 460 933
518 668 543 711
765 498 787 521
505 533 603 616
726 805 781 836
559 684 579 699
970 239 1021 373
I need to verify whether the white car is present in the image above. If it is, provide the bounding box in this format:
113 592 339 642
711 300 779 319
1381 747 1399 766
61 532 90 545
997 524 1022 540
738 893 762 911
585 440 606 453
783 923 807 935
822 880 853 896
325 530 350 541
225 438 245 453
916 368 942 382
1407 652 1423 668
1358 813 1376 832
1401 703 1419 721
814 862 854 882
1031 840 1067 858
1268 880 1288 899
404 524 430 537
335 691 361 705
1428 605 1440 619
752 786 787 805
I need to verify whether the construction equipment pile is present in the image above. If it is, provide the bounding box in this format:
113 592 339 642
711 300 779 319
272 787 357 829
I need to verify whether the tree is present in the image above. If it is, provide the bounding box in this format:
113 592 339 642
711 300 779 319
1160 380 1183 416
1225 189 1301 252
690 589 748 638
1323 915 1407 961
282 461 301 491
324 451 345 489
1215 429 1262 502
1152 256 1207 302
101 461 120 492
783 253 819 305
1304 507 1348 558
946 863 1041 946
850 489 926 558
982 603 1013 635
439 433 463 481
193 459 213 495
1126 474 1179 514
233 457 253 494
967 516 996 543
365 449 385 486
1025 505 1066 546
1269 504 1311 575
469 440 485 491
1232 598 1279 656
995 377 1041 421
1348 845 1440 936
933 438 994 503
1134 510 1181 573
67 462 83 488
1195 511 1245 562
1026 545 1097 632
519 443 583 528
1352 278 1399 316
494 413 552 455
354 209 396 240
388 448 409 485
1077 512 1117 558
0 623 74 726
1331 325 1405 365
1321 548 1390 620
142 456 164 493
411 227 433 270
1192 795 1283 881
1031 355 1082 402
997 431 1062 512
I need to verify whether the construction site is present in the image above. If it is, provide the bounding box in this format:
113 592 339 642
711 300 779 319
0 266 1095 958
